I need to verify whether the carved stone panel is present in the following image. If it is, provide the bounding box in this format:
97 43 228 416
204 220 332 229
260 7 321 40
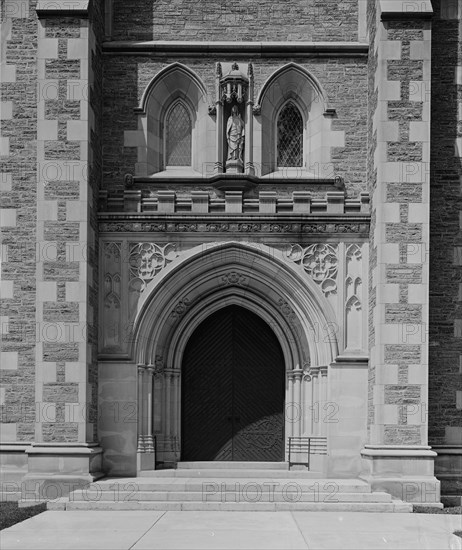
345 244 363 351
286 243 338 297
102 242 122 352
128 242 178 322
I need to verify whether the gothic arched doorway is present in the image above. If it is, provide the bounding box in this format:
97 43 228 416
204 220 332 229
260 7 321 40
181 305 285 461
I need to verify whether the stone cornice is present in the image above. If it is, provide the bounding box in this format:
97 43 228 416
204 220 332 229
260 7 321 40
36 0 89 17
102 40 369 57
379 0 433 20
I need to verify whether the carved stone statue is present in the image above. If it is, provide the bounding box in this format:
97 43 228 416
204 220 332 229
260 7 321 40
226 105 245 162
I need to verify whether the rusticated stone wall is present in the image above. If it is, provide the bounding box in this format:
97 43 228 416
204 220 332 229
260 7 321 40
0 0 37 443
110 0 360 42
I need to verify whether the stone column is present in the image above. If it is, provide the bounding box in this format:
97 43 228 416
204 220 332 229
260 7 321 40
136 364 145 452
145 366 155 452
286 371 295 441
245 63 255 175
24 1 104 499
293 368 303 439
311 367 320 436
214 63 223 174
319 366 328 437
362 0 440 505
302 372 313 436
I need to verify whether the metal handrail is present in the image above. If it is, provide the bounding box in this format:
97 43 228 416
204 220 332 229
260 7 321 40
288 436 327 469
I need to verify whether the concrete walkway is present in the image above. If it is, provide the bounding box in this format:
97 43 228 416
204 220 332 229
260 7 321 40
1 510 461 549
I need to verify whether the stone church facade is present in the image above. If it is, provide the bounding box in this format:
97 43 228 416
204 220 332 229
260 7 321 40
0 0 460 506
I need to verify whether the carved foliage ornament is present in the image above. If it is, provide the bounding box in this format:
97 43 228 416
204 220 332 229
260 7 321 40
129 243 178 292
287 243 338 297
220 271 248 287
170 298 191 320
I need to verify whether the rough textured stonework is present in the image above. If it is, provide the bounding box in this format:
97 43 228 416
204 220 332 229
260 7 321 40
0 0 37 442
428 0 462 446
111 0 360 42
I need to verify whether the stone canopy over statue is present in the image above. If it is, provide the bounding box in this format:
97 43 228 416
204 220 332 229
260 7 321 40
226 105 245 172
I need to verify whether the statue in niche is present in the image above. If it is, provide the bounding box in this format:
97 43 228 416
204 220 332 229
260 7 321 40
226 105 245 162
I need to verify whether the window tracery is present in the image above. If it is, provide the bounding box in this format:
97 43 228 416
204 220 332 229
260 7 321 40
277 101 303 167
165 101 192 167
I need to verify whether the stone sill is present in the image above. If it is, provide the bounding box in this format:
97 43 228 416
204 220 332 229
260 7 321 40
103 41 369 57
362 445 437 458
0 444 30 453
432 446 462 455
26 443 102 456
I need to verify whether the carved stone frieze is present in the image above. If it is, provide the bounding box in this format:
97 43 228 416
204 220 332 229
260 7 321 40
286 243 338 297
100 221 369 234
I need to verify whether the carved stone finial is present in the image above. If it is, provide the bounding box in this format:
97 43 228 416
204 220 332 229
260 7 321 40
247 62 254 79
216 62 222 78
232 62 239 71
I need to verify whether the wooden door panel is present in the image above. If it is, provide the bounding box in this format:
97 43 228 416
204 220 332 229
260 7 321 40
181 306 284 462
232 307 285 461
181 308 233 461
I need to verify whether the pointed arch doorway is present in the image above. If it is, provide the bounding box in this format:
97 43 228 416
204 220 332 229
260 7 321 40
181 305 285 461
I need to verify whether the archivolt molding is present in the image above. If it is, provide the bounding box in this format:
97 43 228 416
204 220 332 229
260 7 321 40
132 241 339 369
255 63 331 114
136 62 209 115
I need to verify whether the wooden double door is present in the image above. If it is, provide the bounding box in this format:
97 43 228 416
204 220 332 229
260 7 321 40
181 305 285 461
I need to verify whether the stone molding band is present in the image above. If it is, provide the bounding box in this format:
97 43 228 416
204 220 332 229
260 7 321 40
103 41 369 57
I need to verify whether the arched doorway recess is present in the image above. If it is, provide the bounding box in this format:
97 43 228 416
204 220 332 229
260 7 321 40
132 241 337 465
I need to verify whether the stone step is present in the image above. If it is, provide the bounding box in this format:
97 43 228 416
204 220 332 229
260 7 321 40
176 461 289 470
140 469 324 479
59 500 412 512
67 489 392 503
80 478 372 493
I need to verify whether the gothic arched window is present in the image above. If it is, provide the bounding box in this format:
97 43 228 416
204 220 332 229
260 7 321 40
165 101 192 167
277 101 303 167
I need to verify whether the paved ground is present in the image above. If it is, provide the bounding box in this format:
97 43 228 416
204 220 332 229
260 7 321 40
1 510 461 549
